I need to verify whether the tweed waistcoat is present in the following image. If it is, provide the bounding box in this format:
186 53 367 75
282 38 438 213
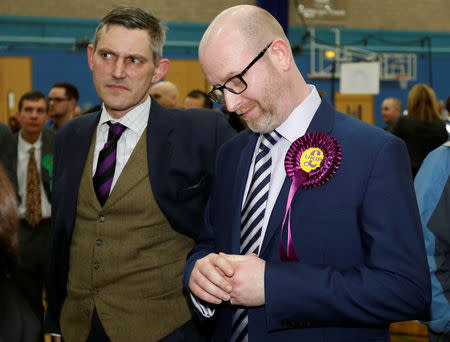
60 129 194 341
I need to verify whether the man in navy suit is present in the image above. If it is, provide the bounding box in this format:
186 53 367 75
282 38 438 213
45 6 235 342
184 5 431 342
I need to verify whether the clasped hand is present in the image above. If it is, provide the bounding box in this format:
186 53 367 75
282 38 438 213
189 252 265 307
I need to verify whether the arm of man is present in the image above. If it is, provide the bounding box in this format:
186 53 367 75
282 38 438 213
184 198 234 306
44 127 67 336
217 138 431 330
414 145 450 335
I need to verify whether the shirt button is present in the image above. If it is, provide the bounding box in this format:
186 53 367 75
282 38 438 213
96 239 103 246
93 263 100 270
98 215 105 222
93 288 99 295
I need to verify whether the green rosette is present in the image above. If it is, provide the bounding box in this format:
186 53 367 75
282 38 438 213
42 154 53 191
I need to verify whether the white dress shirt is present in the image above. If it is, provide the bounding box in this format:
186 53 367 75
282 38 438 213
17 132 52 219
193 85 322 317
242 85 321 248
92 96 151 192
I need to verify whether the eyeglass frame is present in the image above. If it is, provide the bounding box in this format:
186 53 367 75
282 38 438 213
207 41 274 103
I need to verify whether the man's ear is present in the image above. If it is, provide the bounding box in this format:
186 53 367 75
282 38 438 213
152 58 170 84
69 98 77 111
15 111 22 125
269 39 292 72
87 44 95 71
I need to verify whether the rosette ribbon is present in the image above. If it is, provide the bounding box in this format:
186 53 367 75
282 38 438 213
280 132 342 261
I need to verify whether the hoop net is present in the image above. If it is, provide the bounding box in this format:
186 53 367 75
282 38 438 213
396 74 409 89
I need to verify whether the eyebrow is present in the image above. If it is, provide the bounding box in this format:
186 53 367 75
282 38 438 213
97 48 149 62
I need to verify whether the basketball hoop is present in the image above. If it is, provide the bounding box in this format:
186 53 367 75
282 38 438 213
396 74 409 90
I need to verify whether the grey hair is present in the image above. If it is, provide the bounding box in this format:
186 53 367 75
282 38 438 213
93 6 167 64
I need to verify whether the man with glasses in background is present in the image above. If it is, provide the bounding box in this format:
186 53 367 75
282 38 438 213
184 5 431 342
46 82 80 131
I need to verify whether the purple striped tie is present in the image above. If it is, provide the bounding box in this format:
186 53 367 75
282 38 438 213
93 121 127 206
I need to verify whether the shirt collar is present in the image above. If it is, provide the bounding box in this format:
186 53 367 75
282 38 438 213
18 130 42 151
98 96 151 134
276 85 321 143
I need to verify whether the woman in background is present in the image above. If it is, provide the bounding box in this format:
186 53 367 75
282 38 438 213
391 84 448 178
0 165 40 342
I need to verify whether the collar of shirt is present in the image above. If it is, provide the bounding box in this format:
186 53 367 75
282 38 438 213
97 95 151 135
245 85 322 248
275 85 322 143
18 130 42 153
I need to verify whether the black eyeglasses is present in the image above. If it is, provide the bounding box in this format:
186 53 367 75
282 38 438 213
208 41 273 104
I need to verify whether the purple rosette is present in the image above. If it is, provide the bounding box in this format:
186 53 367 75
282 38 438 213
280 132 342 261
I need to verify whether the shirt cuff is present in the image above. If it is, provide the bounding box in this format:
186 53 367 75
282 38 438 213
190 293 215 318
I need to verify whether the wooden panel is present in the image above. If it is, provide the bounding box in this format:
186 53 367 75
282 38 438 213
163 59 209 108
390 321 428 336
390 321 429 342
0 57 32 125
335 92 374 125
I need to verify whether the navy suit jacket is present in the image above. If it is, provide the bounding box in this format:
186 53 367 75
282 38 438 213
45 99 235 338
184 100 431 342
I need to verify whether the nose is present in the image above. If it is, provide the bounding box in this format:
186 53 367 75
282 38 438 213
112 59 126 79
223 89 242 113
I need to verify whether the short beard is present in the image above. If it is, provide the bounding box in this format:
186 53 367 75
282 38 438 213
244 111 273 134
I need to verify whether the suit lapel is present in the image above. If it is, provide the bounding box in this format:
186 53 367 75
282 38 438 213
64 114 100 234
259 99 336 257
146 100 174 204
11 134 19 193
231 132 259 254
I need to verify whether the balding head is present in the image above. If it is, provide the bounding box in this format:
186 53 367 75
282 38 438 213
200 5 289 61
381 97 402 127
199 5 309 134
150 81 179 108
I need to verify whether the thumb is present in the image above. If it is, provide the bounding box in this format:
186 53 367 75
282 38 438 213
219 253 249 263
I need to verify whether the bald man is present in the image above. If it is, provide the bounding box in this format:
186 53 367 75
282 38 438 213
184 5 430 342
381 97 402 131
150 81 179 108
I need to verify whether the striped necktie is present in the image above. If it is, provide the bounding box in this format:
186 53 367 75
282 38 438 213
231 130 282 342
93 121 127 206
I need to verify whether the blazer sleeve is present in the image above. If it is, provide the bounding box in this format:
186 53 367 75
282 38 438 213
414 146 450 335
44 129 65 335
264 137 431 330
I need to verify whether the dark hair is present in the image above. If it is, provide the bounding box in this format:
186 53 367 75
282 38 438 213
0 165 19 273
186 89 213 109
52 82 80 102
93 6 166 64
18 90 48 112
446 96 450 113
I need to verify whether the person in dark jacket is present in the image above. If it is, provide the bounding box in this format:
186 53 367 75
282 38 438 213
391 83 448 178
0 165 41 342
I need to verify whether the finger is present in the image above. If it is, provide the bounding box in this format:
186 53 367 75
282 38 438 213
212 253 235 277
198 260 233 294
190 269 231 302
189 278 223 305
220 253 251 263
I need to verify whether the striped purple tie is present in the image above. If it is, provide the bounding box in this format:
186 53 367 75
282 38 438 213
93 121 127 206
